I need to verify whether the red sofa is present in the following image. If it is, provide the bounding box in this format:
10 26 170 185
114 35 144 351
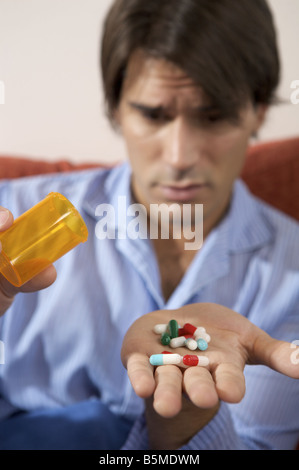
241 136 299 221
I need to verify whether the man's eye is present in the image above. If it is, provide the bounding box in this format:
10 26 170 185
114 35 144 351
207 114 222 122
128 102 167 123
141 109 166 122
204 113 224 123
196 113 225 126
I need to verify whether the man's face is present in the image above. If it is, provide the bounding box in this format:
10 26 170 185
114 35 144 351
116 50 266 233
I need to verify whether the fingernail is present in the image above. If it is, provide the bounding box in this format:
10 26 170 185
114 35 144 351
0 209 10 226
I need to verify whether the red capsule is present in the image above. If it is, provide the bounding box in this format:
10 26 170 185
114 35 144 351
178 327 189 336
183 323 197 335
182 354 199 366
183 354 210 367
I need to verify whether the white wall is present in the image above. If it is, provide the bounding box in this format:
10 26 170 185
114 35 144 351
0 0 298 164
261 0 299 143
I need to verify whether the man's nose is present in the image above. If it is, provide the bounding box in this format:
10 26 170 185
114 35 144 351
162 117 199 170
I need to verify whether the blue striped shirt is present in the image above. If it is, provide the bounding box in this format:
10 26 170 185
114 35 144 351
0 162 298 449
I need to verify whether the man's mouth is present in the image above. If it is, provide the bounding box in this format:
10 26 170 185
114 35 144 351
158 182 209 202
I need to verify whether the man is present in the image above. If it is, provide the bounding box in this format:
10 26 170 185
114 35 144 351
0 0 298 450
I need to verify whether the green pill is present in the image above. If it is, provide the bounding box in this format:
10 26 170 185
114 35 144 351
161 332 171 346
168 319 179 338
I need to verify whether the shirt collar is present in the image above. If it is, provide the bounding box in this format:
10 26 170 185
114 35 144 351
227 179 274 253
82 162 133 231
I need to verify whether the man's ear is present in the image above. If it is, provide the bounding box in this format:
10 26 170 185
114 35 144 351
253 104 268 136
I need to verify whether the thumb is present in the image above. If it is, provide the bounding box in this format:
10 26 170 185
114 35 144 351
250 332 299 379
0 208 13 231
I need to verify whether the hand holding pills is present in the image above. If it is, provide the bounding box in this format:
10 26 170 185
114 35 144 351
121 303 299 418
121 303 299 449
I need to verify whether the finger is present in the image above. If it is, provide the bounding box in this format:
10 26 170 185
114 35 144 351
183 366 219 409
19 265 57 292
126 353 156 398
153 365 183 418
0 265 57 298
0 207 13 232
213 362 246 403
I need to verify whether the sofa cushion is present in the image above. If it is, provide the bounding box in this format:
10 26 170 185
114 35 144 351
241 137 299 220
0 155 100 179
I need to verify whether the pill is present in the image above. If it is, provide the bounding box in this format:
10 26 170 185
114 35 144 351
169 335 193 348
167 319 179 338
194 331 211 343
183 323 208 339
178 327 188 336
197 338 208 351
149 354 182 366
153 324 168 334
194 326 206 335
182 354 210 367
182 323 198 335
185 338 198 351
160 332 171 346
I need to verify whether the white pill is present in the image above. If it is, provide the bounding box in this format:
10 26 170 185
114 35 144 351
194 332 211 343
170 336 187 348
153 324 168 334
185 338 198 351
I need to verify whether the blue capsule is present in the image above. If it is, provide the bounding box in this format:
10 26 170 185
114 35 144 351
197 338 208 351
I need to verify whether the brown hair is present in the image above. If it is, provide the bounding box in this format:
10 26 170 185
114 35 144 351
100 0 280 126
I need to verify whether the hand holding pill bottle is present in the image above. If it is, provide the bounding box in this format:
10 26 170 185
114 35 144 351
0 193 88 287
